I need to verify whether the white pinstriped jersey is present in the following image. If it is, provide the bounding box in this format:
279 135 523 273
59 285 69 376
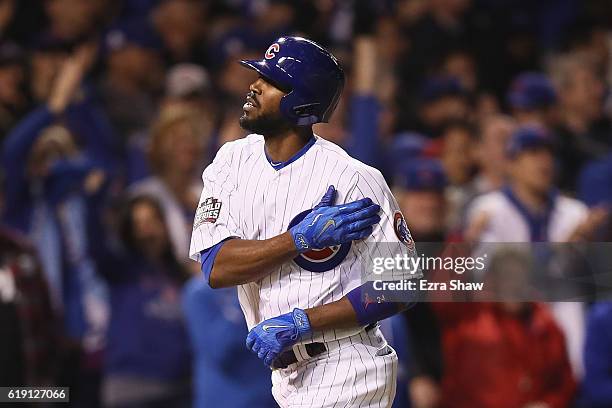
189 134 413 344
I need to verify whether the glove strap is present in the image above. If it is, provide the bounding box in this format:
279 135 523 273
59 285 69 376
291 230 311 253
292 308 312 338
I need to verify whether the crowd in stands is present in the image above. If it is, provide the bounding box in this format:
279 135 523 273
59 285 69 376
1 0 612 407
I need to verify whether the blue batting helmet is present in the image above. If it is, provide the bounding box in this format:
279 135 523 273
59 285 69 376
240 36 345 126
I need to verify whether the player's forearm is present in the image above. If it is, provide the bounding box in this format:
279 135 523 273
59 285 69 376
209 232 298 288
305 298 359 331
304 293 411 331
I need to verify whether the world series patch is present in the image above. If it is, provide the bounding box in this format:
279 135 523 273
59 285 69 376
194 197 222 228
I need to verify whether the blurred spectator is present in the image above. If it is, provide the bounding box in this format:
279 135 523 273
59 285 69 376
394 159 448 242
549 53 612 192
393 159 447 408
0 227 60 387
472 114 517 195
581 302 612 407
127 64 215 184
0 0 15 40
182 278 276 408
152 0 208 66
432 249 576 408
92 195 192 408
440 49 478 94
129 107 208 262
163 63 212 112
100 18 165 140
440 120 477 230
466 125 608 378
579 153 612 210
0 42 28 138
29 40 71 105
1 43 115 406
507 72 558 128
417 76 471 136
401 0 474 86
42 0 103 43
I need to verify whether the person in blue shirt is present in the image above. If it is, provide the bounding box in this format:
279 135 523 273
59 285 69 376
581 302 612 407
182 278 277 408
1 44 117 403
92 194 192 408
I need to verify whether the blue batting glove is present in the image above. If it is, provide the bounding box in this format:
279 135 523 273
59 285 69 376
246 308 312 367
313 185 337 209
289 186 381 253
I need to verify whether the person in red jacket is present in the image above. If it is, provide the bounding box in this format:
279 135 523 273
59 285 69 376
432 250 576 408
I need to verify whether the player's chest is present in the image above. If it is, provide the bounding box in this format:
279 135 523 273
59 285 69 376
235 168 325 239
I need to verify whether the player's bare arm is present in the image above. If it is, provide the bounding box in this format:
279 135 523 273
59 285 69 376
209 185 381 288
305 296 410 331
246 283 410 366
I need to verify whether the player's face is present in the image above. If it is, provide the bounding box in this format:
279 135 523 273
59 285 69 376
239 76 290 134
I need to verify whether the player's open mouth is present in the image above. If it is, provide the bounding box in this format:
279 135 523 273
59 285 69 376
243 95 259 112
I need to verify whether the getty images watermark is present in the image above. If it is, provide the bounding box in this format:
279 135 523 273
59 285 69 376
365 251 489 293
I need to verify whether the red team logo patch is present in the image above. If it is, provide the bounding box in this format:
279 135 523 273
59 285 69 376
265 43 280 59
194 197 222 228
287 209 351 272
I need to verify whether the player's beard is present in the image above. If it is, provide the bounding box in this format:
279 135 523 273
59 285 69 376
240 111 293 136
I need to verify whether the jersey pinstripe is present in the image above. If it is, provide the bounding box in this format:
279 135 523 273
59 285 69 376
189 134 413 407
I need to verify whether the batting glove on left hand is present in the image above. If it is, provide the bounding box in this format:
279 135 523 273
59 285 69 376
246 308 312 367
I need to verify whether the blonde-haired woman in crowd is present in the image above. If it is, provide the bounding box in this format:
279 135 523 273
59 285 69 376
130 106 211 263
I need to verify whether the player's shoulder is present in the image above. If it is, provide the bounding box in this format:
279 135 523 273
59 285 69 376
314 135 386 183
207 134 264 173
215 134 263 159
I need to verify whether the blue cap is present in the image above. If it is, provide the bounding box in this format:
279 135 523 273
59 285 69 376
395 159 447 192
389 132 427 162
506 126 554 158
507 72 557 110
420 76 466 103
103 18 162 54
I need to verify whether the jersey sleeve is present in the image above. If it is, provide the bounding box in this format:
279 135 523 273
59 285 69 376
347 166 421 281
189 143 243 262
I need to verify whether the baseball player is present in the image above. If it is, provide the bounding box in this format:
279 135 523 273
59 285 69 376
189 36 417 407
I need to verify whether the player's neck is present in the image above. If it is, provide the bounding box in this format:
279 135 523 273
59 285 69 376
264 127 314 163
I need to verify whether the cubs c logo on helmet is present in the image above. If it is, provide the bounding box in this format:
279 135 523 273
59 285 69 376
265 43 280 59
287 209 351 272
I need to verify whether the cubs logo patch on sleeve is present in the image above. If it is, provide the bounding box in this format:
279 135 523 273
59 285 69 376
394 211 415 250
194 197 222 228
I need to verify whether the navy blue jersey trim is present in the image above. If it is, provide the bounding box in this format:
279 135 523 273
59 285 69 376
265 136 316 171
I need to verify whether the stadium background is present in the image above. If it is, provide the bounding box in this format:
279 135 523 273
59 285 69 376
1 0 612 407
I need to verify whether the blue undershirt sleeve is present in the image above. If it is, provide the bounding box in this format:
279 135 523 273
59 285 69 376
200 237 235 286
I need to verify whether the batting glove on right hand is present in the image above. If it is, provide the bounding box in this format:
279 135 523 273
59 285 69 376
289 185 381 253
